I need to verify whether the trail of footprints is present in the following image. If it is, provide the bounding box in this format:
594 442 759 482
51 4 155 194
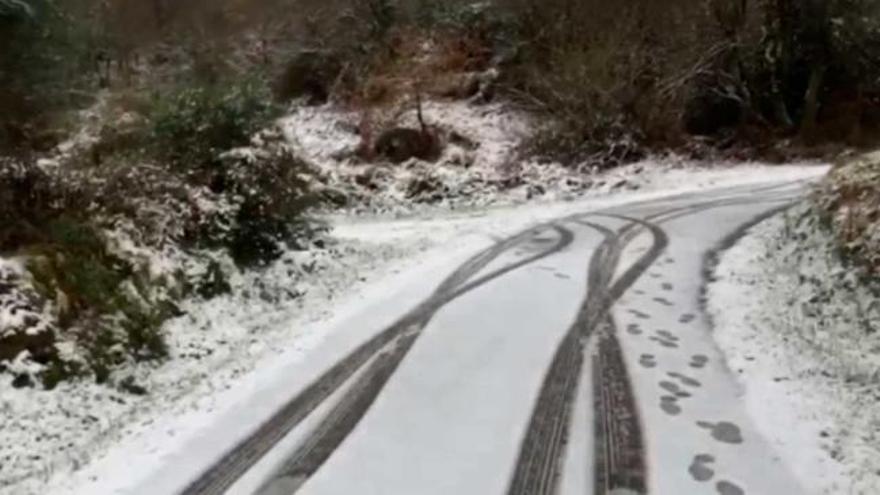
624 271 747 495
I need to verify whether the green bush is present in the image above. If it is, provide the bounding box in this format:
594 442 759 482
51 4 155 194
220 147 323 267
150 78 278 169
39 359 81 390
27 218 171 383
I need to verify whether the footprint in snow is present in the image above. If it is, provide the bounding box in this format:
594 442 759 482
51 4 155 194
653 296 675 307
628 309 651 320
660 380 692 398
650 337 679 349
716 480 746 495
697 421 744 445
689 354 709 369
688 454 716 482
660 395 682 415
668 371 701 388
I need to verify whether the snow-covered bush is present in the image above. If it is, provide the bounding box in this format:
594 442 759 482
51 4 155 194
815 152 880 275
217 139 324 267
0 105 323 388
150 78 277 170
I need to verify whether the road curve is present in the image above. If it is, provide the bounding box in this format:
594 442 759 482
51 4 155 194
177 177 819 495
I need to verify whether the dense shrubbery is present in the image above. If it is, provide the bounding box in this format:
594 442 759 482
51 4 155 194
28 218 171 383
0 2 320 387
150 79 278 169
0 126 319 387
221 147 321 266
487 0 880 161
815 154 880 274
0 161 176 387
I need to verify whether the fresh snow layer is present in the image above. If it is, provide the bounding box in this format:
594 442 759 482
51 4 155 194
296 225 599 495
1 158 824 495
0 258 52 339
610 192 812 495
280 99 826 216
708 207 880 494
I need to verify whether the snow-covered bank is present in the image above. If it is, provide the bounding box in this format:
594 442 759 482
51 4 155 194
1 236 430 494
708 205 880 494
281 100 823 217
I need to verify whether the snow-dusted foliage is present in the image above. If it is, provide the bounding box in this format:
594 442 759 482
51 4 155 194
814 152 880 273
0 258 55 367
280 100 614 214
709 204 880 494
0 227 428 494
0 112 320 391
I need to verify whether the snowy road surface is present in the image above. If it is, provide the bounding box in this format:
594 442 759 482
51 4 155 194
138 173 824 495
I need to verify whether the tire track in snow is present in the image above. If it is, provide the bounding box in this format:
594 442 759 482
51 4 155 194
185 186 802 495
508 190 801 495
507 220 624 495
266 226 576 494
510 198 782 495
182 225 575 495
593 317 647 494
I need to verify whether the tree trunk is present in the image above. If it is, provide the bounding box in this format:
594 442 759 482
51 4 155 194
800 63 826 140
800 0 831 141
848 83 864 145
764 0 795 129
771 79 794 129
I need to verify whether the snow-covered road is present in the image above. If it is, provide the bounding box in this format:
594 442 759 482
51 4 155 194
128 171 822 495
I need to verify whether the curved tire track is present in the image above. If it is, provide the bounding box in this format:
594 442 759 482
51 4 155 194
183 225 574 495
509 198 775 495
268 226 576 493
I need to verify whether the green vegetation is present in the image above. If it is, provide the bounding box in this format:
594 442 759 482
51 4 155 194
26 218 171 387
0 0 323 388
150 79 278 169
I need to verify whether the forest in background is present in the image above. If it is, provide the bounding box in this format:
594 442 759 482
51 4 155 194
3 0 880 157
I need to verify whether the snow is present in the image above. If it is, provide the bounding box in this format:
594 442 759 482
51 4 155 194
558 339 595 495
294 225 597 495
0 94 831 495
0 257 53 340
36 231 495 495
1 238 435 494
707 205 880 494
610 188 814 495
280 99 825 216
